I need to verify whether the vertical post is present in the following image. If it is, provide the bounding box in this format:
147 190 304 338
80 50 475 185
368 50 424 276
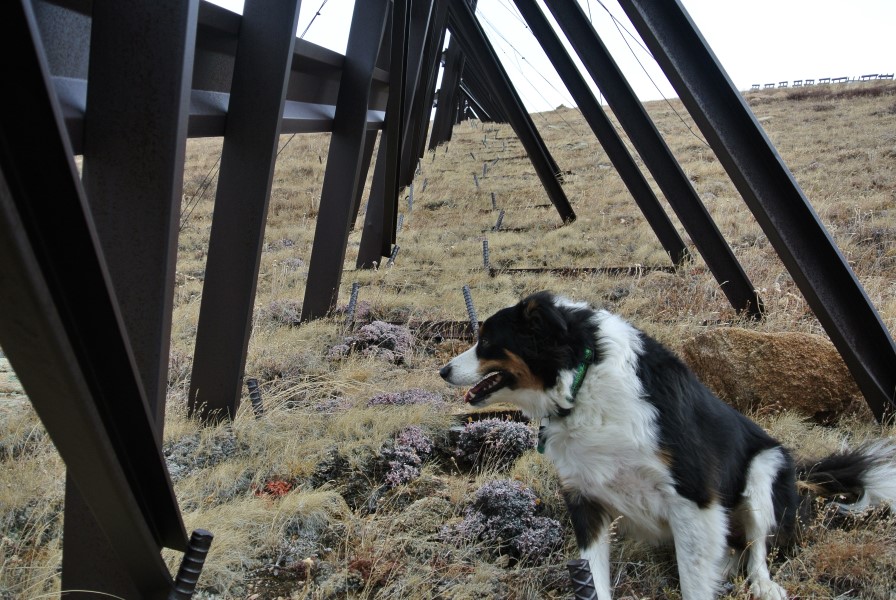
357 131 391 268
170 530 214 600
410 4 450 172
345 282 361 326
81 0 198 436
357 0 410 268
462 285 479 339
399 0 443 189
246 378 264 419
349 130 380 228
189 0 303 421
567 559 598 600
301 0 391 321
429 31 465 149
66 0 198 594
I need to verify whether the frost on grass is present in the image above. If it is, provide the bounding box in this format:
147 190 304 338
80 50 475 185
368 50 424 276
326 321 414 364
455 418 535 470
309 426 436 510
365 388 446 408
164 428 244 482
257 298 302 327
333 299 373 322
441 479 562 564
381 426 435 488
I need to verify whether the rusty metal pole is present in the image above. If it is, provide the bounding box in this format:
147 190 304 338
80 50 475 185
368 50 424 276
169 529 214 600
567 559 598 600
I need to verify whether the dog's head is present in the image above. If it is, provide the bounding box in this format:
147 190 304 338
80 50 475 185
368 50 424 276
439 291 598 416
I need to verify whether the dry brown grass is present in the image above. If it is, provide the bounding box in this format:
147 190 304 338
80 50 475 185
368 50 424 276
2 81 896 598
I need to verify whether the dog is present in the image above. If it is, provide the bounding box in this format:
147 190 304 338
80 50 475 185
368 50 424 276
439 291 896 600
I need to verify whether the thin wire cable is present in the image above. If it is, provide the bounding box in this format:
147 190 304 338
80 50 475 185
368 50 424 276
180 133 298 232
591 0 709 148
180 156 221 231
182 0 325 232
486 4 578 108
277 133 297 157
477 11 579 129
300 0 330 39
590 0 651 56
495 0 528 27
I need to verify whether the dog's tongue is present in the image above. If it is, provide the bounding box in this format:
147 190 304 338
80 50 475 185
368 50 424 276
464 372 502 403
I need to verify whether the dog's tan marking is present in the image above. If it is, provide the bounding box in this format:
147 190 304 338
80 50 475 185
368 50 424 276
524 298 539 319
657 448 674 467
475 350 542 391
796 480 827 495
502 350 542 390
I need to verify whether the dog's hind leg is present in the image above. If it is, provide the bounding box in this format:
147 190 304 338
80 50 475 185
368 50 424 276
740 447 789 600
669 500 728 600
564 491 612 600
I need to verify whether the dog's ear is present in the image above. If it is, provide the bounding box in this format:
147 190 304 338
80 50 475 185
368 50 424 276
521 292 568 335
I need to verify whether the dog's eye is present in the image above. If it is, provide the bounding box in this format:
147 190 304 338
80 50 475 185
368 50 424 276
478 337 490 349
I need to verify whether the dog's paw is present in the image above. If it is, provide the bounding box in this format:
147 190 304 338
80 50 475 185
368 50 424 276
750 578 787 600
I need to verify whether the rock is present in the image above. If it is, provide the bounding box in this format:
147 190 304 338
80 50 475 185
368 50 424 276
681 328 870 424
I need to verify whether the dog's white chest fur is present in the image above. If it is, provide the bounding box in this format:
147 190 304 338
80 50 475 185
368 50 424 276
541 311 677 540
544 409 676 540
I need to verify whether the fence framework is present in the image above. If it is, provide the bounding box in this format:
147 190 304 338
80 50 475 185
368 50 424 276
2 0 895 596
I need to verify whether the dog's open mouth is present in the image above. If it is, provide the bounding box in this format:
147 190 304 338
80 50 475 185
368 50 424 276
464 371 511 404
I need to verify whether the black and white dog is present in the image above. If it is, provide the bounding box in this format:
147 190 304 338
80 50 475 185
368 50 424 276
440 291 896 600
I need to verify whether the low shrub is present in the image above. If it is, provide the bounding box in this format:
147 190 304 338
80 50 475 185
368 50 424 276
455 418 535 470
441 479 563 564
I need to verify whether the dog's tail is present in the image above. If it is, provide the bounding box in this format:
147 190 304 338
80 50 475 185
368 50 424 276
796 439 896 513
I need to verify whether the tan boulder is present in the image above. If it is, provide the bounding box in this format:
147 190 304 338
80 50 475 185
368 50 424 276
681 328 870 424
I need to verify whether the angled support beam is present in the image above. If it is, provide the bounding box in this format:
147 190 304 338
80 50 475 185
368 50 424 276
0 4 186 599
459 78 500 122
543 0 760 315
65 0 199 594
429 0 477 149
387 0 434 254
399 0 442 189
619 0 896 421
81 0 198 437
429 38 464 149
301 0 391 320
189 0 304 422
357 0 411 268
409 2 450 178
513 0 687 266
350 130 380 228
448 0 575 223
462 61 509 121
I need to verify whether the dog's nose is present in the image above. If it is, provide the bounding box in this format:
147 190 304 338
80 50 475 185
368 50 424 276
439 364 452 380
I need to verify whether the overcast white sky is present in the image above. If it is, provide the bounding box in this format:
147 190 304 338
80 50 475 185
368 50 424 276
208 0 896 113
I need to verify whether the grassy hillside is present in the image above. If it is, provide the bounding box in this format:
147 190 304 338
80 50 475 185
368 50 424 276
2 82 896 599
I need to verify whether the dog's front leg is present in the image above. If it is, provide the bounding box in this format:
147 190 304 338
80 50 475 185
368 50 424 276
564 491 613 600
669 500 728 600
